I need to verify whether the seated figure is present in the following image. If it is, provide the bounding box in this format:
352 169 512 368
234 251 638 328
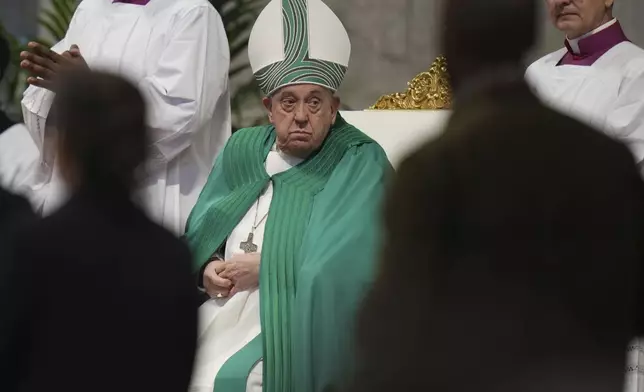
184 1 391 391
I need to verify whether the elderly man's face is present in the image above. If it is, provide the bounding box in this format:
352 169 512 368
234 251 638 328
263 84 340 158
546 0 614 39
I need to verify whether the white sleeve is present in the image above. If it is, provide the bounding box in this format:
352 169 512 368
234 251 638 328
20 39 69 156
137 5 230 166
20 2 85 159
607 70 644 165
0 124 39 192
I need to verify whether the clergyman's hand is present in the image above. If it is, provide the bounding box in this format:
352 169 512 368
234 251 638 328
64 44 89 69
20 42 89 91
203 260 233 299
220 253 261 297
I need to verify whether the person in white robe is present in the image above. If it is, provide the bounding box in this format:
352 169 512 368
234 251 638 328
0 34 39 193
526 0 644 168
0 124 39 193
17 0 231 234
525 1 644 391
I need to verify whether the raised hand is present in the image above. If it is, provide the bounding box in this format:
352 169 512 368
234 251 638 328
20 42 89 91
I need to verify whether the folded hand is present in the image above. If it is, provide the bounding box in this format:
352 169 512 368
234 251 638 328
220 253 261 296
203 260 233 299
20 43 89 91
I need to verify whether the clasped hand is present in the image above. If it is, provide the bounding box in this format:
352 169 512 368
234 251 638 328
20 42 89 92
203 253 260 299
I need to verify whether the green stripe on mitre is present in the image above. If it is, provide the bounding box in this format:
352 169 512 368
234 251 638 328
253 0 348 95
255 60 348 96
282 0 308 60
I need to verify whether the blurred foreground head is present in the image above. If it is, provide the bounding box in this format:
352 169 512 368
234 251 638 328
53 71 147 193
442 0 537 90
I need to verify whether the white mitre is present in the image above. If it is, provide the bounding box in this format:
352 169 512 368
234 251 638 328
248 0 351 96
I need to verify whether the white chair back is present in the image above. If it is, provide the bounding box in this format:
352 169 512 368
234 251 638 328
340 110 451 168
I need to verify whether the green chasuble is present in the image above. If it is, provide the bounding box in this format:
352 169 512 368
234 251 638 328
184 114 391 392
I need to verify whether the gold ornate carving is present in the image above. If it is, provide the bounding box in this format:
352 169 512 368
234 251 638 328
370 56 452 110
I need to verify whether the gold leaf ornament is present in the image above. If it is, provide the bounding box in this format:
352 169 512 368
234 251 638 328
370 56 452 110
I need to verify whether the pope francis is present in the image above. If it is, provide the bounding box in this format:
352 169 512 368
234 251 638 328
184 1 391 392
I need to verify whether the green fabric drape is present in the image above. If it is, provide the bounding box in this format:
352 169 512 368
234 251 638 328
184 115 391 392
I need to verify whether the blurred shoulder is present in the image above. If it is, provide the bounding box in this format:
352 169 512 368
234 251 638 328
396 132 445 178
526 48 568 77
613 42 644 80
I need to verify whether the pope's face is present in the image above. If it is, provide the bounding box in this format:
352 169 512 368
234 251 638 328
546 0 614 39
264 84 340 159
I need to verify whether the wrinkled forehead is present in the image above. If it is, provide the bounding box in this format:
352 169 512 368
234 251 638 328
269 84 336 100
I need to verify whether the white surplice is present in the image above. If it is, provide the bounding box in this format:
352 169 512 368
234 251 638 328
19 0 231 234
190 147 303 392
525 40 644 169
526 35 644 392
0 123 39 195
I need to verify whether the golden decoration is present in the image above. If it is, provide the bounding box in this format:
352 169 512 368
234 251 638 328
370 56 452 110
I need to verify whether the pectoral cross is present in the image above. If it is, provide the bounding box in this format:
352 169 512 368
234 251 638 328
240 232 258 254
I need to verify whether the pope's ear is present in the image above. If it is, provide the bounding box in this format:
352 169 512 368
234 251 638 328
331 95 340 123
262 97 273 122
262 96 272 111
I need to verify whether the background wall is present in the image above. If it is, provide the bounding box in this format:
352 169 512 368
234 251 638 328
1 0 643 111
330 0 644 110
327 0 443 110
0 0 39 38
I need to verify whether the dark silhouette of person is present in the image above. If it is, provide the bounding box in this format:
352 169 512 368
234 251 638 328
9 70 198 392
350 0 644 391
